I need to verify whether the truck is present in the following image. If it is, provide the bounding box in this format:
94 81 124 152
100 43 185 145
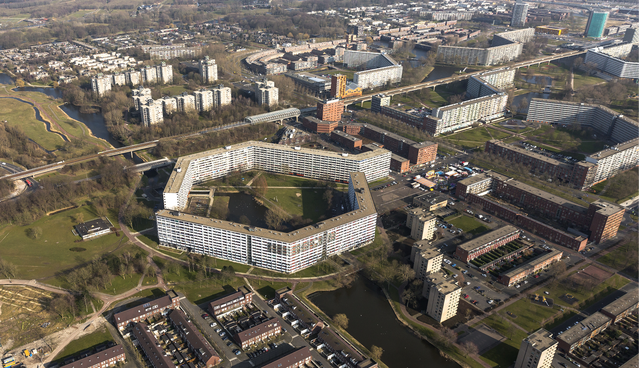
23 350 32 358
411 182 420 189
2 357 15 368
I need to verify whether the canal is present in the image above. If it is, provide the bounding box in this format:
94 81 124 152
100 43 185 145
311 276 460 368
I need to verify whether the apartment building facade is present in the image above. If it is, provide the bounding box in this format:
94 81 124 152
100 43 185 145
141 99 164 127
412 242 443 281
424 273 461 323
158 171 382 273
132 86 152 111
455 225 521 263
406 207 436 241
91 74 112 97
302 116 338 134
514 329 557 368
600 288 639 324
556 312 611 353
331 130 362 150
426 93 508 136
500 249 563 287
194 89 214 112
511 2 529 27
261 348 312 368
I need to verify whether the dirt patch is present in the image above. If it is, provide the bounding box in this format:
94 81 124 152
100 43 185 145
580 265 613 282
46 205 78 216
295 192 301 197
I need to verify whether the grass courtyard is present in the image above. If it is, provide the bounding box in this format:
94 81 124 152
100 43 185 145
53 326 114 363
444 126 515 149
479 315 529 368
265 187 337 222
448 215 489 235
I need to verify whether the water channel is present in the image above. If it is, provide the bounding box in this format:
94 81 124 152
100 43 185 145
311 276 461 368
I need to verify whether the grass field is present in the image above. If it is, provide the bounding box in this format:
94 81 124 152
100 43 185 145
249 260 337 278
249 280 292 299
53 326 113 363
448 215 489 235
444 126 514 149
0 204 125 280
545 271 629 308
265 188 332 222
160 85 189 96
597 235 639 279
500 298 560 332
263 173 326 188
0 97 66 150
590 168 639 203
479 315 529 368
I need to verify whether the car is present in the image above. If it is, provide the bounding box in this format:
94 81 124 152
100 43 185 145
222 336 229 341
515 284 521 288
544 291 550 295
451 264 457 267
463 294 469 298
234 350 241 356
202 313 210 319
465 281 471 285
559 363 567 368
471 300 476 304
481 273 487 277
487 300 493 304
226 341 233 346
533 274 540 278
215 328 222 333
209 322 217 327
452 274 458 278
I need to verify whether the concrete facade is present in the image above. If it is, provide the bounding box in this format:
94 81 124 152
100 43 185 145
514 329 557 368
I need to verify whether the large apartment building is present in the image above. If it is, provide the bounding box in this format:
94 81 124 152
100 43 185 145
261 348 312 368
411 240 443 281
455 226 521 263
423 272 461 323
600 288 639 324
199 56 218 84
500 249 563 287
406 207 436 240
194 89 214 112
132 86 152 111
511 2 529 27
92 74 112 97
141 99 164 127
317 99 344 122
255 79 279 106
158 171 383 273
457 173 625 245
426 93 508 136
208 286 254 317
514 329 557 368
91 63 173 97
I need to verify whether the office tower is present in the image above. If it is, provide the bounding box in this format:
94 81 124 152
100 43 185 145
585 11 609 38
511 2 529 27
199 56 218 84
514 329 558 368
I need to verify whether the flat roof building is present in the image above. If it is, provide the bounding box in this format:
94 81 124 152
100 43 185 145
413 192 448 211
514 329 557 368
317 99 343 122
406 207 436 241
158 172 380 274
424 272 461 323
500 249 563 287
113 291 180 331
412 241 443 281
556 312 611 353
601 288 639 324
208 286 253 317
259 347 312 368
234 318 281 349
455 225 521 263
75 218 113 240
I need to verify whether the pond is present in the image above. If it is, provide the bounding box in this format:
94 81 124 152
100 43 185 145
311 276 461 368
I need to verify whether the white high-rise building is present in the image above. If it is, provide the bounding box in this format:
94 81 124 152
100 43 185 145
141 99 164 127
161 96 177 115
125 69 141 86
255 79 279 106
132 86 152 111
406 207 436 241
156 62 173 84
511 2 529 27
423 272 462 323
212 84 232 107
514 329 558 368
91 74 112 97
141 65 157 84
412 241 443 281
194 89 214 112
199 56 218 84
112 73 126 86
176 93 196 112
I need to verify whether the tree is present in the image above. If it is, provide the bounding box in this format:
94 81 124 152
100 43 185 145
265 208 285 230
75 212 85 223
323 189 333 208
15 78 25 88
370 345 383 361
573 57 583 69
252 175 268 197
333 313 349 329
26 226 42 239
397 263 416 284
441 327 457 346
461 341 478 357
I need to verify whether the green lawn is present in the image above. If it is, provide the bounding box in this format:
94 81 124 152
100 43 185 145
160 85 189 96
250 280 292 299
573 73 604 90
597 239 639 279
178 279 246 305
0 97 66 150
486 127 514 140
0 204 124 280
545 272 629 308
448 215 489 235
263 173 326 188
500 298 560 332
249 260 337 278
138 234 159 247
265 188 332 222
53 326 113 363
444 126 510 149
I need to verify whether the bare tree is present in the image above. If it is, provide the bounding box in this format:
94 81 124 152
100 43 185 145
462 341 478 357
333 313 349 329
370 345 384 361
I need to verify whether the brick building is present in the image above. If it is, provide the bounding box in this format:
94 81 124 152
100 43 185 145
234 318 281 349
113 291 180 331
331 130 362 150
317 99 343 122
600 288 639 324
302 116 338 134
131 323 176 368
63 346 126 368
168 310 221 367
499 249 563 286
455 225 521 263
390 154 411 173
208 286 253 317
261 347 312 368
456 173 624 245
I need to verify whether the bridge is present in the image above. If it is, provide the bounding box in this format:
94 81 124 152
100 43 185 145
128 158 175 173
342 50 586 105
1 140 160 181
245 108 302 124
